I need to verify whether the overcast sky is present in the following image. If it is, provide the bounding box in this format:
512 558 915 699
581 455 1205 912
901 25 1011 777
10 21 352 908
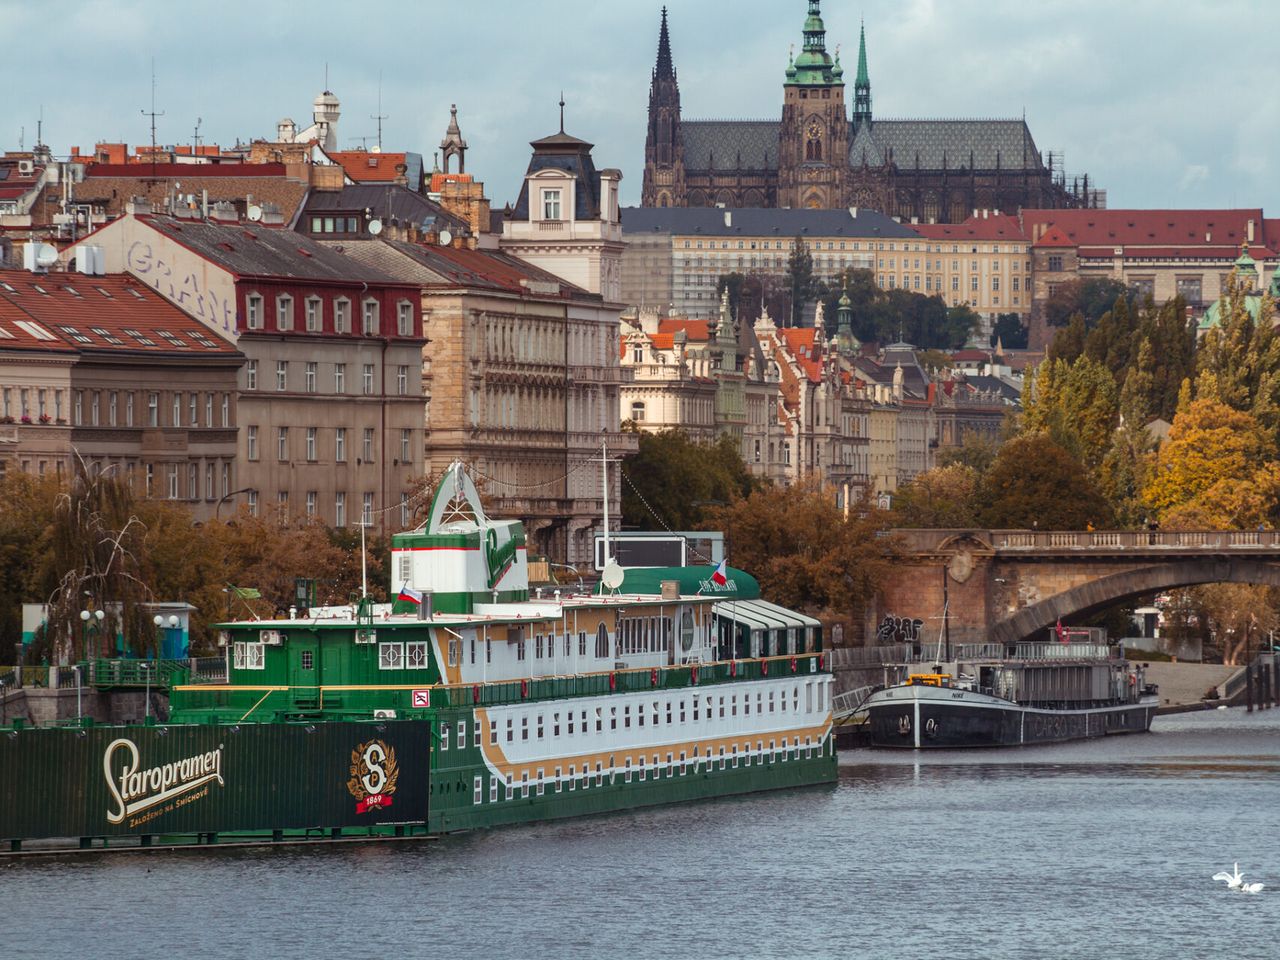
4 0 1276 213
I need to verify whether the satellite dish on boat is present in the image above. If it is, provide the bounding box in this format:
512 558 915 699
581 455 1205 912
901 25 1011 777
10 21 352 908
246 204 264 222
601 561 625 591
368 218 384 236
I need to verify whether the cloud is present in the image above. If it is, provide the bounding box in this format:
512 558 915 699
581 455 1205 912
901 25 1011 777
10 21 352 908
1179 165 1210 192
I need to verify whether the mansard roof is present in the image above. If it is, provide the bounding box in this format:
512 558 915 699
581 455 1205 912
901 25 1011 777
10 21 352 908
680 118 1043 174
621 205 918 239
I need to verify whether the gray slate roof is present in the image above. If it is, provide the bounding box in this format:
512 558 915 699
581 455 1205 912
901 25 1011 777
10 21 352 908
302 184 469 236
681 118 1043 173
620 205 919 239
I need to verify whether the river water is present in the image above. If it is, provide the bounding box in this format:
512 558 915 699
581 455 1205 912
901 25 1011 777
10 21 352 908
5 708 1279 960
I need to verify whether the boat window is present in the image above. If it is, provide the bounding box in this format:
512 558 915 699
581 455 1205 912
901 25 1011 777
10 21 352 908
457 724 466 750
522 716 529 741
440 722 450 750
473 775 483 804
536 769 545 796
554 766 562 793
505 775 513 800
506 717 513 743
489 720 497 746
553 712 561 737
537 715 544 739
595 623 609 658
624 705 631 729
489 777 498 803
232 641 266 670
378 642 404 670
406 641 429 669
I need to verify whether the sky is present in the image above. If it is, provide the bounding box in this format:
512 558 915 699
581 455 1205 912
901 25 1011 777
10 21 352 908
3 0 1276 213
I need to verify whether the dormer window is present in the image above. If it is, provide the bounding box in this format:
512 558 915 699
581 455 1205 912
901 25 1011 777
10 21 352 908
542 188 562 221
276 294 294 331
246 294 263 330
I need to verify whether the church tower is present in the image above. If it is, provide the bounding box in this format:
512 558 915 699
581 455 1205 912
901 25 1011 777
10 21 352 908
641 7 686 207
852 21 872 128
777 1 850 209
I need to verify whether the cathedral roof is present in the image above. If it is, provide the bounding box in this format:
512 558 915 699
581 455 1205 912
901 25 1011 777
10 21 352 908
680 117 1044 174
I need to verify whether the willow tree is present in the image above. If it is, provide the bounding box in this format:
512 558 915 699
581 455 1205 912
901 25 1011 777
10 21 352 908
41 462 154 661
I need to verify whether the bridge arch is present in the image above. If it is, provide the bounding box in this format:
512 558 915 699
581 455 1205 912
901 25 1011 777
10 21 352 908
991 558 1280 646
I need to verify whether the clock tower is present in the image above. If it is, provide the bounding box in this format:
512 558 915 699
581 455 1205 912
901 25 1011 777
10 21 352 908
777 0 849 209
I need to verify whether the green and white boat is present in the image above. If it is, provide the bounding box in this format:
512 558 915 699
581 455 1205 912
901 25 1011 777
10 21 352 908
166 463 836 835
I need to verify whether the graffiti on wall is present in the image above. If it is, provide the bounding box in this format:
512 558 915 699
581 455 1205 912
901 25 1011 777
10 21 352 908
876 615 924 645
127 240 235 334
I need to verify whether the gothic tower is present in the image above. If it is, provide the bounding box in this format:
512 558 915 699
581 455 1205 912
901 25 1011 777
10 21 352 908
641 7 686 207
777 0 850 209
852 20 871 128
439 104 467 174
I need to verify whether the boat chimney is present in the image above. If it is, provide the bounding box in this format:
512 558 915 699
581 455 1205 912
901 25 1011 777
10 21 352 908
417 591 433 620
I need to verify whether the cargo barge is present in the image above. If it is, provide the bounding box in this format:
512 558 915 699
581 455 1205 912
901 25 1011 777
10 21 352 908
862 637 1158 748
1 463 835 852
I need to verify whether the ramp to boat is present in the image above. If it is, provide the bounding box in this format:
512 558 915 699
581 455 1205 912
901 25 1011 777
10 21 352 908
1141 662 1240 710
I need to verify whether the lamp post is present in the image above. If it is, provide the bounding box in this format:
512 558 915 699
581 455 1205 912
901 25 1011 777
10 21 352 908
79 607 105 658
149 614 176 719
215 487 254 521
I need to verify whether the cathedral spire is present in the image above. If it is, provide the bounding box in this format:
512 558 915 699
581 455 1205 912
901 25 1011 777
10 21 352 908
853 20 872 126
655 6 675 80
789 1 841 86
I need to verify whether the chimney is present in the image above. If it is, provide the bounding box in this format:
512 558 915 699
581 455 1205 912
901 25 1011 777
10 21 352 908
848 206 858 219
125 196 152 216
723 210 732 228
1248 219 1255 243
210 201 238 222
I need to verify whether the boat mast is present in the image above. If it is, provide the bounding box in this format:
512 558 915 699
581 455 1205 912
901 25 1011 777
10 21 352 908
600 438 611 566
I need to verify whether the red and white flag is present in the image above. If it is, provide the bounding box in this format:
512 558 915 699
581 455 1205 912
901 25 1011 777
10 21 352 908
1055 618 1066 642
398 585 423 606
710 558 729 586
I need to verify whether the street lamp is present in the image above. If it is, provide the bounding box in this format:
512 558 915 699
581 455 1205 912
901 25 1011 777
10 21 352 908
79 608 105 658
149 614 177 720
215 487 254 521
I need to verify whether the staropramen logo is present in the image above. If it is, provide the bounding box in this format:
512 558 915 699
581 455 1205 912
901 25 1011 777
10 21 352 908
104 738 225 825
347 739 399 814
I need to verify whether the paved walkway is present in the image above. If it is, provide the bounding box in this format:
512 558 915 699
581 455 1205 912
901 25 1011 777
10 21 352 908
1141 662 1240 708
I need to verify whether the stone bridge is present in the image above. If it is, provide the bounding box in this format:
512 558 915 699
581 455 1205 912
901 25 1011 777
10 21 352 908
872 529 1280 647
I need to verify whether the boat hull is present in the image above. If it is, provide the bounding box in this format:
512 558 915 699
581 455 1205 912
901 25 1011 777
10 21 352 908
864 685 1157 749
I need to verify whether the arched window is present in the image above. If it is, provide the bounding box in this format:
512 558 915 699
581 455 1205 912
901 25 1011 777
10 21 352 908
595 622 610 659
806 136 822 161
630 400 645 421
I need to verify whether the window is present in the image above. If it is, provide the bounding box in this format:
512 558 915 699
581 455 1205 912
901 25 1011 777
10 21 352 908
305 297 322 332
335 428 347 462
970 276 979 292
401 429 411 463
335 491 346 527
474 775 483 805
147 393 159 427
172 393 181 426
397 301 413 337
362 299 379 336
406 641 429 668
246 359 258 390
378 642 403 670
397 365 409 395
1176 277 1203 303
992 276 1000 292
168 464 178 499
306 427 317 461
232 641 266 670
630 400 645 421
276 361 287 391
363 363 375 395
362 428 374 462
1047 254 1064 272
305 491 317 516
276 295 293 331
277 427 289 461
595 623 609 658
305 362 317 393
246 490 258 516
205 463 214 500
362 492 374 526
246 294 263 330
334 298 350 333
542 188 562 220
204 393 211 427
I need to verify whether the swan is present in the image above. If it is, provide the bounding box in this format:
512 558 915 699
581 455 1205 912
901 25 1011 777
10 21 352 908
1212 863 1244 889
1241 881 1265 894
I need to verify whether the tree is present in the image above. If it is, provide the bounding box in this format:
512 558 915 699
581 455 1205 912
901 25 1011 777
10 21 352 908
621 429 759 532
1195 271 1280 437
1141 397 1280 529
1194 584 1279 665
1022 355 1119 472
1097 338 1157 526
990 312 1029 349
784 236 815 327
707 479 897 619
1141 296 1197 422
1044 277 1132 330
891 465 980 528
1048 312 1088 362
0 473 60 659
943 304 982 349
937 431 1000 475
715 272 747 322
978 433 1113 529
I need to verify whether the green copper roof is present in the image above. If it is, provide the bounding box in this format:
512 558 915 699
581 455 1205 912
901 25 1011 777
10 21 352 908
1234 242 1258 277
855 21 869 86
788 0 842 86
596 565 761 600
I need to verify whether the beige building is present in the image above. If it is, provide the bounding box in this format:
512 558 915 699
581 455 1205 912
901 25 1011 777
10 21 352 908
72 210 425 531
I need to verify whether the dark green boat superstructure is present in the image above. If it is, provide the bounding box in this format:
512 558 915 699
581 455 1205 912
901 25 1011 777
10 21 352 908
1 464 835 851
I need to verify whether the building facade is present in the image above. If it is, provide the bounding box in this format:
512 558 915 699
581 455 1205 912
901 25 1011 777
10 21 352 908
641 3 1089 219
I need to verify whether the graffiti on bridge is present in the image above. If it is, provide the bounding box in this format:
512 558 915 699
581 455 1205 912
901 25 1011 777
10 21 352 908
876 615 924 645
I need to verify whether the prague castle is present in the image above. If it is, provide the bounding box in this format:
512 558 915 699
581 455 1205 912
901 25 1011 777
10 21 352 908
641 2 1095 220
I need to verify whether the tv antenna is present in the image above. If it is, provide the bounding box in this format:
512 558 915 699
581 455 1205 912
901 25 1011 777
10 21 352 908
140 58 165 182
193 116 202 154
371 71 388 150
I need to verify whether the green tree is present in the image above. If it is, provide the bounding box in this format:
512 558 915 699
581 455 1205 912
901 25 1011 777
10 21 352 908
784 236 815 327
943 304 982 349
891 465 981 528
1022 355 1119 472
1098 338 1157 525
707 478 896 619
1195 271 1280 436
1048 312 1088 362
0 473 61 660
621 429 759 531
716 272 747 322
978 433 1113 529
1044 277 1132 330
937 431 1001 475
990 312 1029 349
1141 296 1197 421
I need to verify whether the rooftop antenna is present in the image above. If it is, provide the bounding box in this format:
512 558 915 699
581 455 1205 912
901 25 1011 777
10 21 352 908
359 519 369 601
351 135 373 150
17 126 23 152
324 62 329 91
559 91 565 133
140 58 164 182
193 116 202 154
371 71 388 150
35 105 43 148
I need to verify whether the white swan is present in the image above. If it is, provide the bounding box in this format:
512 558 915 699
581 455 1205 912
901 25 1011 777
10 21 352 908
1212 863 1244 889
1241 881 1265 894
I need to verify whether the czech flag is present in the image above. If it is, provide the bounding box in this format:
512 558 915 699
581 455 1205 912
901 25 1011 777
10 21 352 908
1055 618 1065 642
398 585 423 606
710 558 729 586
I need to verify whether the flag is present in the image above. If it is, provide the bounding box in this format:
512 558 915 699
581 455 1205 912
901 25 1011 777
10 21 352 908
398 585 423 606
230 586 261 600
710 558 728 587
1055 618 1065 642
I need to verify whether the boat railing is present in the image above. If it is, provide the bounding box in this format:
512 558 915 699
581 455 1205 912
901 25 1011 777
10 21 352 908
1014 642 1119 661
953 643 1007 661
832 684 876 719
187 656 229 685
87 658 191 689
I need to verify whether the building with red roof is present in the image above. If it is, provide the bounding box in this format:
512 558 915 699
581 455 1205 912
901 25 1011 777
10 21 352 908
0 268 241 513
913 211 1032 336
1018 208 1279 349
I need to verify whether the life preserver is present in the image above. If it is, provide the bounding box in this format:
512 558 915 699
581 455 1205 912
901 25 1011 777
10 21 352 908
1129 674 1136 687
609 672 617 691
650 667 659 687
472 685 480 704
730 660 737 677
818 654 825 671
520 678 529 698
762 659 768 676
790 657 797 674
691 665 699 685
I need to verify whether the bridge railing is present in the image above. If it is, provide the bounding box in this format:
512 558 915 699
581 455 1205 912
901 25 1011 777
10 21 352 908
892 528 1280 552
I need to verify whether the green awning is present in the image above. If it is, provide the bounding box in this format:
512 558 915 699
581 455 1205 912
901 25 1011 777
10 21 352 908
597 565 760 600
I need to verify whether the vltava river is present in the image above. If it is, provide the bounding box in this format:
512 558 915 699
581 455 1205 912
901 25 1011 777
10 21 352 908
6 708 1279 960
